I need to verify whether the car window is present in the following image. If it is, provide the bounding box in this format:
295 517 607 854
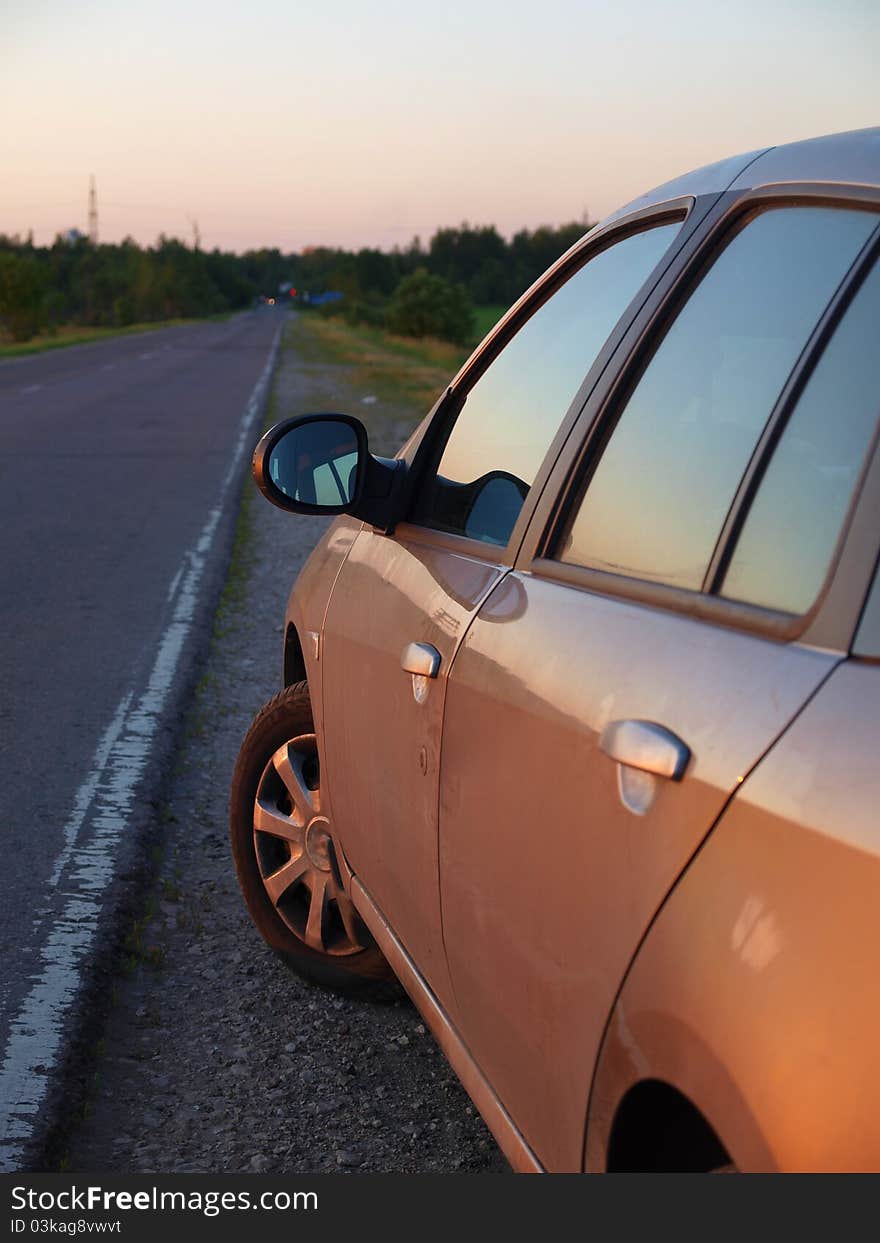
722 258 880 614
417 222 682 546
558 206 877 589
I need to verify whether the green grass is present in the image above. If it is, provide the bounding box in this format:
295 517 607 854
0 312 235 359
288 303 511 415
292 315 472 415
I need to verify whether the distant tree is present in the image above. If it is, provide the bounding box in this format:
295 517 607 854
470 256 509 305
0 213 594 345
428 224 507 299
0 252 47 340
386 268 473 344
509 221 587 300
354 248 398 298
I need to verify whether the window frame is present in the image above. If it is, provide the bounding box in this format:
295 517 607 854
390 194 711 566
518 182 880 652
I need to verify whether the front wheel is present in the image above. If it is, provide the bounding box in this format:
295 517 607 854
229 681 400 999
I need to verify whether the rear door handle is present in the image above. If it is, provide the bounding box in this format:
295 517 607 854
599 719 690 781
401 642 441 678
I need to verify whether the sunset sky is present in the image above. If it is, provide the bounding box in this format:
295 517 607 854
3 0 877 253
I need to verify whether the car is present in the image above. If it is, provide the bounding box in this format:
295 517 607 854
229 126 880 1173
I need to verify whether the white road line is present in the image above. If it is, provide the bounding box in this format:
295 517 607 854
20 384 42 395
45 694 134 890
165 565 183 603
0 322 281 1172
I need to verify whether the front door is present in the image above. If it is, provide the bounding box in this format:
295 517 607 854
321 528 503 1006
321 212 690 1011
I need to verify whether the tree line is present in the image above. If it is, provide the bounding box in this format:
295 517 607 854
0 218 591 344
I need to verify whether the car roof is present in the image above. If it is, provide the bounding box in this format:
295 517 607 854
601 126 880 227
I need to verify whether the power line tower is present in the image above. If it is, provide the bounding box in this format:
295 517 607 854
88 174 98 245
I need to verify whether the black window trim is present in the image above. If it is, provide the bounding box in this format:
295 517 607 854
522 181 880 650
393 194 707 566
853 547 880 661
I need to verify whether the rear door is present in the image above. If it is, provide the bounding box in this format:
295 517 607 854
320 211 692 1013
438 195 880 1170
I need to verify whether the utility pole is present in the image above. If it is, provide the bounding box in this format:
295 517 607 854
187 215 201 250
88 174 98 245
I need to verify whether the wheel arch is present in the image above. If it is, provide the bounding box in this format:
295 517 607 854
604 1078 731 1172
282 622 307 687
584 999 772 1172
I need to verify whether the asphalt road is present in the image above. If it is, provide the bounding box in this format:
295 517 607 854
0 308 282 1168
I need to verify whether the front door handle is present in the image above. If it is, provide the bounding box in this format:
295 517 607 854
599 719 690 781
401 642 441 678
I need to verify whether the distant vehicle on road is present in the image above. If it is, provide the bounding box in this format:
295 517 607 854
299 291 343 308
231 127 880 1172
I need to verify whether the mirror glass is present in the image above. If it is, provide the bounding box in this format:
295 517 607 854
268 419 360 508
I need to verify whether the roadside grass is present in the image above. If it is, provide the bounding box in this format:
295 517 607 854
291 314 471 415
0 312 236 359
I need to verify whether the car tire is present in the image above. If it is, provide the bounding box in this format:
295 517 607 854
230 681 401 1000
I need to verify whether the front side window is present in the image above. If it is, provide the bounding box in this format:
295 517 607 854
558 206 877 589
418 222 682 546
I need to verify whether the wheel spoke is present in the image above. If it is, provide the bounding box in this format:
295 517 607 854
335 889 363 949
253 799 304 846
271 739 319 823
304 871 330 950
263 852 309 904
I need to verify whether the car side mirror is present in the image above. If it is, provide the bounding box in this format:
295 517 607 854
252 414 401 528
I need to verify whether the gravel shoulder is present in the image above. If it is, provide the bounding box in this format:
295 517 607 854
65 313 508 1175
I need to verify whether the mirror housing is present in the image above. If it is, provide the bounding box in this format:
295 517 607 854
252 414 402 529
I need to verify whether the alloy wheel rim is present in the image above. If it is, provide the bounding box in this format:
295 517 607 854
252 734 364 956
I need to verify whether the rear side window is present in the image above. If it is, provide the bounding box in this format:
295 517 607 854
417 222 682 546
558 207 877 588
722 259 880 614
